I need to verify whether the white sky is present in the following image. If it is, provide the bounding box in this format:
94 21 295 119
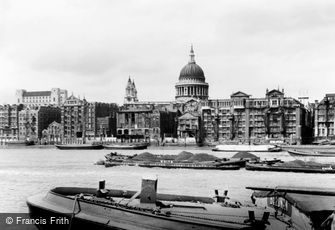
1 0 335 104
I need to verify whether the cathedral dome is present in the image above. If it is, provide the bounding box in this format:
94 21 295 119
179 63 205 80
179 46 205 81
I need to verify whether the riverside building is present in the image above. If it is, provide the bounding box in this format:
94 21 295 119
61 95 118 142
201 89 312 144
16 88 68 107
18 106 61 141
0 104 24 141
314 94 335 140
116 104 177 142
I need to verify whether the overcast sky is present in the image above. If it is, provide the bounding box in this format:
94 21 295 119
1 0 335 104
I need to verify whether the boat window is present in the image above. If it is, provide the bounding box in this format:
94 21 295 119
267 197 292 216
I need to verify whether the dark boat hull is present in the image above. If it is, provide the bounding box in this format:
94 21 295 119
103 144 148 150
246 163 335 173
215 159 246 167
55 144 104 150
138 163 241 170
280 145 335 152
287 149 335 157
6 140 35 146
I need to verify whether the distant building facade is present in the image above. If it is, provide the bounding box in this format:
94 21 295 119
116 104 177 141
0 104 24 140
16 88 68 106
200 89 312 144
18 106 61 140
314 94 335 140
176 99 201 141
61 95 118 141
42 121 62 143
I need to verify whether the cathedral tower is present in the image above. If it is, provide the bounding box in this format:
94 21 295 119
124 77 138 104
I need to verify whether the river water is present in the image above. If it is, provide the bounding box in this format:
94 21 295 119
1 146 335 213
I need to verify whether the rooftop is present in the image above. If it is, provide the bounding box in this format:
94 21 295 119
23 91 51 97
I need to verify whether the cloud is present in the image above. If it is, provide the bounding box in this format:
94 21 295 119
1 0 335 104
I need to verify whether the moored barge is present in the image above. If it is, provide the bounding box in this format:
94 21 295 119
246 160 335 173
103 143 148 150
138 162 241 170
102 152 246 170
287 149 335 157
212 144 281 152
27 177 290 230
55 144 104 150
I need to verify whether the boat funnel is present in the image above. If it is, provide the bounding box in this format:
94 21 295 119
140 176 158 207
97 180 108 198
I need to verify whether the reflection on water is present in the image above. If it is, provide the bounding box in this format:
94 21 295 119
0 146 335 212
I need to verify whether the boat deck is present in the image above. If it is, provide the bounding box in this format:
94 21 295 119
27 189 289 230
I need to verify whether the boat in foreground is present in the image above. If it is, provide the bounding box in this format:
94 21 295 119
103 142 148 150
27 177 291 230
212 144 281 152
287 149 335 157
55 144 104 150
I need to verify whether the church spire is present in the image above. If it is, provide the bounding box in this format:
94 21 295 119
189 44 195 64
124 76 138 104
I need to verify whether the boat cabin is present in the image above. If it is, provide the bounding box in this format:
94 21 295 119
247 186 335 229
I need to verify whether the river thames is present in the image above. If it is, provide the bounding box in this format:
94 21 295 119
1 146 335 214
